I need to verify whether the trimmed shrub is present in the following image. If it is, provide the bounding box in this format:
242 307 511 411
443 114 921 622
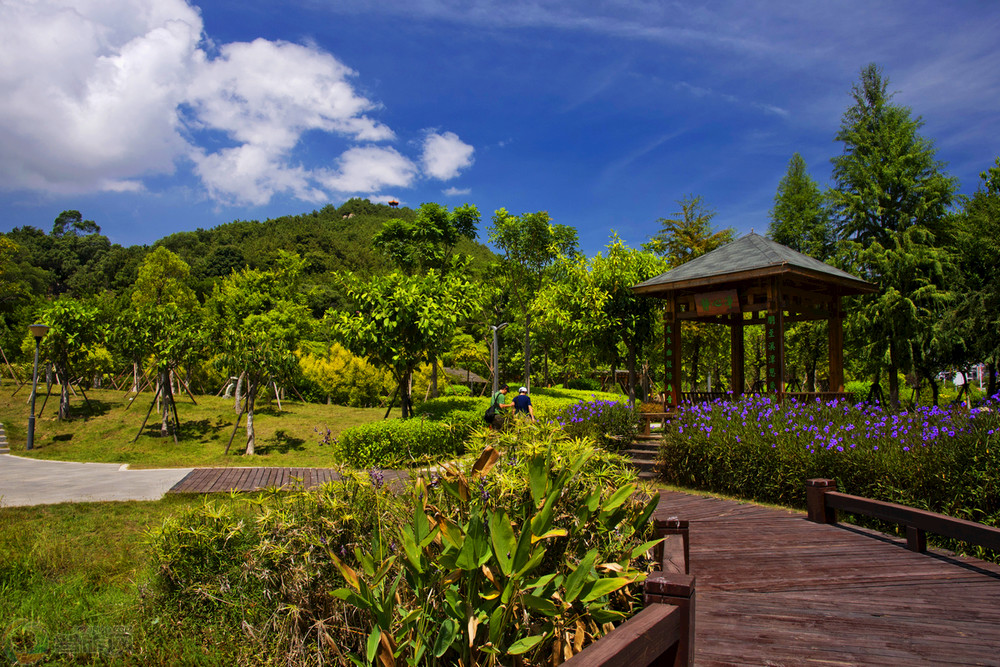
298 343 393 406
442 383 472 396
845 380 871 403
334 417 465 468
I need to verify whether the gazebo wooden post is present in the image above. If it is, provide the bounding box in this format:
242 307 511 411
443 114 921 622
731 313 744 397
663 295 681 410
829 295 845 392
765 278 785 397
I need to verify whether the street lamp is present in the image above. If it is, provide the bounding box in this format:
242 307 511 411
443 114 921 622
490 322 509 395
26 323 49 451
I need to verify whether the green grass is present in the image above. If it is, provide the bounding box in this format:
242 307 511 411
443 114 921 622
0 387 398 468
0 495 259 664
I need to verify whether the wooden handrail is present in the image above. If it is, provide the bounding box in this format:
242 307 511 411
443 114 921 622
806 478 1000 553
561 603 683 666
563 518 696 667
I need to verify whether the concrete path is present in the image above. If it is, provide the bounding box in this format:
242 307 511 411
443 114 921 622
0 453 192 507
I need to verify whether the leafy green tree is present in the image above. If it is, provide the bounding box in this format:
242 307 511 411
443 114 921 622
571 237 666 404
830 64 957 407
644 195 733 266
34 296 102 419
955 157 1000 396
768 153 837 391
646 197 734 390
532 253 608 387
488 209 579 390
769 153 834 259
373 202 480 275
330 270 478 418
208 252 310 454
830 65 956 247
129 247 203 438
373 202 481 397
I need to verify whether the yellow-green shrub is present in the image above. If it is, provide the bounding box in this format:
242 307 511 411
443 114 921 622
298 343 393 407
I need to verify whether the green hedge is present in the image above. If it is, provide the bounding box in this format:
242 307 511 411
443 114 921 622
334 418 466 468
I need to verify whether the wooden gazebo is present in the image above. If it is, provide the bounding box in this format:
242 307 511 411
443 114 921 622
632 233 876 410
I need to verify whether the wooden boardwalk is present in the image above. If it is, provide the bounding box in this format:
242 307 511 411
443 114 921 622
654 491 1000 666
168 467 412 493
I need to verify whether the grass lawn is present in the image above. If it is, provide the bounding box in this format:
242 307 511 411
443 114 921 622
0 495 251 663
0 386 401 468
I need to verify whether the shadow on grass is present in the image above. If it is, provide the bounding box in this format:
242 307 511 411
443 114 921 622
77 399 115 418
181 418 230 440
257 430 306 455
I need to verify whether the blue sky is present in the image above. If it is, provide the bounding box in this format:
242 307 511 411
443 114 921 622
2 0 998 257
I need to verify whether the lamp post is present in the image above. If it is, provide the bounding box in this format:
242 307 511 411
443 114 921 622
26 323 49 451
490 322 509 395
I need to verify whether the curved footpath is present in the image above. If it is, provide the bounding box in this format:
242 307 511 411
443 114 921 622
0 453 193 507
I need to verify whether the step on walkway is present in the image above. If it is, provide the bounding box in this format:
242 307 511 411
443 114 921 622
0 423 8 454
627 433 660 480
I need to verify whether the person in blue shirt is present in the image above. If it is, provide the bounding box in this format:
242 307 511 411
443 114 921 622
511 386 535 422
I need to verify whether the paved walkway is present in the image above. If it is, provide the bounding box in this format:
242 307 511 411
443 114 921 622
0 453 192 507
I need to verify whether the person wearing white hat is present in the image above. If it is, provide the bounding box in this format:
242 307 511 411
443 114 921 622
512 386 535 422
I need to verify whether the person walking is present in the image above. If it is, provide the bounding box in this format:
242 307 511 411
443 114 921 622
488 384 513 429
512 386 536 422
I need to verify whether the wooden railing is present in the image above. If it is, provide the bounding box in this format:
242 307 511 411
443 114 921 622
784 392 853 403
806 478 1000 553
564 518 695 667
639 412 673 435
680 391 729 404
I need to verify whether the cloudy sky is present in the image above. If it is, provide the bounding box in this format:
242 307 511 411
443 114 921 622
1 0 998 256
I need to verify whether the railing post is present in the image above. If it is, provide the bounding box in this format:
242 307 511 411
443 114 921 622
806 478 838 524
906 525 927 553
654 518 689 574
644 573 696 667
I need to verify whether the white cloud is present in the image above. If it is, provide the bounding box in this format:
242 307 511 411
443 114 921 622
422 131 475 180
192 144 326 206
0 0 472 204
443 186 471 196
0 0 201 193
186 38 394 150
320 146 418 194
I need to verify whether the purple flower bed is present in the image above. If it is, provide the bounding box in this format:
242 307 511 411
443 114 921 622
662 393 1000 544
555 397 641 451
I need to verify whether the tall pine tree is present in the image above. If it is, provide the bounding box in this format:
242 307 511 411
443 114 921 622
829 64 956 408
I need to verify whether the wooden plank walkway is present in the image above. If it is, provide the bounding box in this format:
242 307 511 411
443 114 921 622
654 491 1000 666
168 467 412 493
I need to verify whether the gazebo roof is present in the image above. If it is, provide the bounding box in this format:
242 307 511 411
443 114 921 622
633 232 876 296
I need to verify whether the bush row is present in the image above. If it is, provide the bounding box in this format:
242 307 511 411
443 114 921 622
333 389 635 468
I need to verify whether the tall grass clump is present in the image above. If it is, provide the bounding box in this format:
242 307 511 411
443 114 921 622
147 423 660 665
661 394 1000 555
